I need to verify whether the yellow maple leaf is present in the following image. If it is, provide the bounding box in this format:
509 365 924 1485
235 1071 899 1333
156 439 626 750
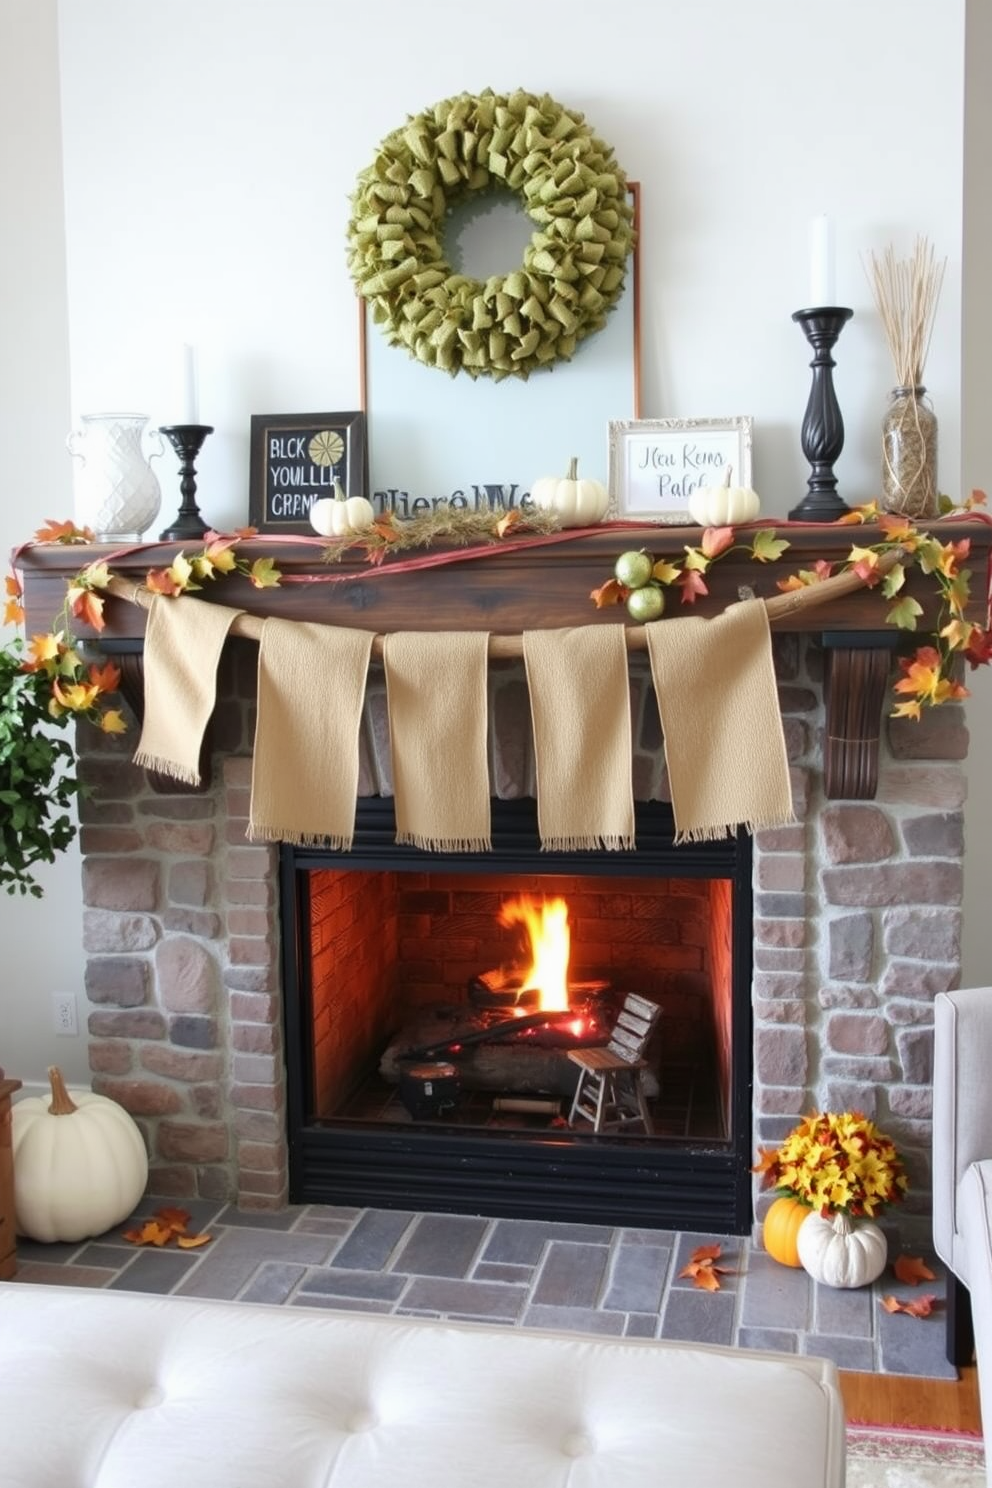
98 708 128 735
651 559 681 586
248 556 282 589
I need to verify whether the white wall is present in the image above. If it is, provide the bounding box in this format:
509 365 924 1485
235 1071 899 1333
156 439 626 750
2 0 988 1086
0 0 88 1085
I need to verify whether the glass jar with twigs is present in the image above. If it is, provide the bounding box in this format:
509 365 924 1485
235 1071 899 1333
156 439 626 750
866 237 946 519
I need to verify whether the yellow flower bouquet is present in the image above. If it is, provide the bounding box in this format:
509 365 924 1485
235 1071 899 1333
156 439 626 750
754 1111 908 1219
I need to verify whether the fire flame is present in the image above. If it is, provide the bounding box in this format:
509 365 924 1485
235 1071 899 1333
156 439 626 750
498 895 571 1012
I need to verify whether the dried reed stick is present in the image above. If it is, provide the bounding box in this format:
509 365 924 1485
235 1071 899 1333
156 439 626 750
865 237 946 389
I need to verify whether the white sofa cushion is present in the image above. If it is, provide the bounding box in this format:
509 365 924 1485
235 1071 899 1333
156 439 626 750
0 1282 845 1487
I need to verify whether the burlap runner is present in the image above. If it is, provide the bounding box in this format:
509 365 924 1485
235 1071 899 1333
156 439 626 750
645 598 794 842
383 631 491 851
133 594 244 785
523 625 635 851
248 618 374 848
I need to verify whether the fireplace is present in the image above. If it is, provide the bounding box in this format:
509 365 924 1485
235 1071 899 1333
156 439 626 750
17 524 982 1238
279 795 754 1230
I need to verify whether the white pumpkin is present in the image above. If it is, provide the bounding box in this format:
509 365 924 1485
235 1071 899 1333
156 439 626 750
531 456 609 528
12 1066 149 1242
687 462 761 526
310 478 375 537
796 1209 888 1289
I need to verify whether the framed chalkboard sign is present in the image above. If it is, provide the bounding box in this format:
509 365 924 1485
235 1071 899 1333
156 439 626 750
248 410 367 533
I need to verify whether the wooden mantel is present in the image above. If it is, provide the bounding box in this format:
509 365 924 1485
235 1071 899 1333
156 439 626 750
14 517 992 800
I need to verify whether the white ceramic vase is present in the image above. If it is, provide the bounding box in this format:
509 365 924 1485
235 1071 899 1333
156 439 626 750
67 412 164 539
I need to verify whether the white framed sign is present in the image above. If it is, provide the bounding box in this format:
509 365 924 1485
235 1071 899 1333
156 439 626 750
607 416 753 522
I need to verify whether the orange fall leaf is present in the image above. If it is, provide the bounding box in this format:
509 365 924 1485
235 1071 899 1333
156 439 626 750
893 1254 936 1285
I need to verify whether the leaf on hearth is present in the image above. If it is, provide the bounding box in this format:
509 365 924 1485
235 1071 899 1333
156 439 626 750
176 1233 213 1249
155 1206 192 1232
880 1292 939 1318
678 1243 735 1291
893 1254 936 1285
123 1218 176 1247
589 577 627 609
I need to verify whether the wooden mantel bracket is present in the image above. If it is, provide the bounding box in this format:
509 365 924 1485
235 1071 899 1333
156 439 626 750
821 632 900 800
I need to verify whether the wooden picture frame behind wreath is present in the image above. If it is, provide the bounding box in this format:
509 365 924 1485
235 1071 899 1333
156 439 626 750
248 411 367 534
607 416 753 523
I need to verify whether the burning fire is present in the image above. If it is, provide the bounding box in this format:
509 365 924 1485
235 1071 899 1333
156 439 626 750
498 895 571 1013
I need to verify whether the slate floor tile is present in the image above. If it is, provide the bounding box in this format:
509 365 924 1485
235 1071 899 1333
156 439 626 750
660 1285 736 1346
602 1242 671 1313
175 1226 336 1299
108 1250 202 1293
238 1261 307 1305
391 1214 489 1278
402 1277 527 1320
298 1267 409 1303
737 1326 798 1353
331 1209 416 1271
481 1218 612 1266
522 1304 626 1336
531 1240 609 1308
804 1333 876 1372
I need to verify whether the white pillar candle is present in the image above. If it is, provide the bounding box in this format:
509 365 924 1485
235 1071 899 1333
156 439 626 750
182 343 199 424
809 215 835 307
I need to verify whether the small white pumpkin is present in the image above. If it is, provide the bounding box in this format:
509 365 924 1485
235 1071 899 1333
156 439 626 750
687 462 761 526
531 456 609 528
12 1066 149 1242
796 1209 888 1289
310 478 375 537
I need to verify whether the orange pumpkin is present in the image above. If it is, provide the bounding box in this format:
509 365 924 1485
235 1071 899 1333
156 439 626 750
762 1195 811 1267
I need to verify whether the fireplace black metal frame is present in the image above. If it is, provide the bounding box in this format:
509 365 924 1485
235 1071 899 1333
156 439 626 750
280 797 754 1234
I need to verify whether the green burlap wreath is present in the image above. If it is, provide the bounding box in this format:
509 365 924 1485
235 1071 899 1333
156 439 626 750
347 88 635 380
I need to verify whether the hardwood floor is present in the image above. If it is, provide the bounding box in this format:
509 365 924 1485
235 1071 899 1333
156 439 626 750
840 1363 982 1432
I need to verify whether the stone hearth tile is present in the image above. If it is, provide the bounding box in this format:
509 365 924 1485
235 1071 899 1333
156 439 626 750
391 1215 489 1278
213 1203 309 1230
804 1333 876 1372
659 1287 736 1346
331 1209 417 1271
522 1304 626 1336
738 1249 810 1328
12 1261 114 1288
238 1262 307 1305
402 1277 528 1320
175 1227 336 1299
813 1278 873 1337
531 1241 609 1309
297 1268 409 1303
473 1262 534 1284
875 1306 957 1379
447 1314 516 1327
737 1327 798 1352
623 1313 660 1339
481 1218 613 1266
291 1295 396 1314
73 1242 139 1269
620 1228 677 1247
109 1250 202 1293
13 1238 89 1265
602 1242 671 1313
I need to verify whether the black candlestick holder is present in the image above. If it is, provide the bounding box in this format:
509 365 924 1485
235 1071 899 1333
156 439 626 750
158 423 214 541
788 307 854 522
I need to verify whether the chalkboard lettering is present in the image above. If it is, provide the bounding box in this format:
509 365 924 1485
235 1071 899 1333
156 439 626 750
248 411 367 534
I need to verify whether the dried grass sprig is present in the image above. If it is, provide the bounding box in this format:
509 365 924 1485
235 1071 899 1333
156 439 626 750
319 505 562 563
865 236 946 389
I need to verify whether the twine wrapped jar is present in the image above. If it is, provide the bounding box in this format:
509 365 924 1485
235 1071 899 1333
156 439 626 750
881 384 938 519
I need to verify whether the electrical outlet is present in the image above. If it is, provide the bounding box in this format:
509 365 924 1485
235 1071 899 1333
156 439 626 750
51 991 78 1037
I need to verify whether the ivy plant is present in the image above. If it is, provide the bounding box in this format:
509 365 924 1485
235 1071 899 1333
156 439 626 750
0 636 84 896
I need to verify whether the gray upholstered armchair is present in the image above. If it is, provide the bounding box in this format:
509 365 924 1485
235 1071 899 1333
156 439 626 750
932 986 992 1403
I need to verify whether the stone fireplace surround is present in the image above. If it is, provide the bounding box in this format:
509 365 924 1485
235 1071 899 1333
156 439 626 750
16 525 982 1235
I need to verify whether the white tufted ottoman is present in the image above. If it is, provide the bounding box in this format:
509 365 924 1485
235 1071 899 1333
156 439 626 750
0 1282 845 1487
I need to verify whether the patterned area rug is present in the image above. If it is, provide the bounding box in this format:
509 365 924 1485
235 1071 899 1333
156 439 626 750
847 1425 985 1486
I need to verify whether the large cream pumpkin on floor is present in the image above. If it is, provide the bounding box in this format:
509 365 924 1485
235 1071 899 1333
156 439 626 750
12 1067 148 1242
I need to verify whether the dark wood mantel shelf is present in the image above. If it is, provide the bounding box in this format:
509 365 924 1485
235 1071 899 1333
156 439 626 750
14 517 992 801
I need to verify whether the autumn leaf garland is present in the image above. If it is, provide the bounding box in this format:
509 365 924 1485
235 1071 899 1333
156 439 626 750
591 496 992 715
